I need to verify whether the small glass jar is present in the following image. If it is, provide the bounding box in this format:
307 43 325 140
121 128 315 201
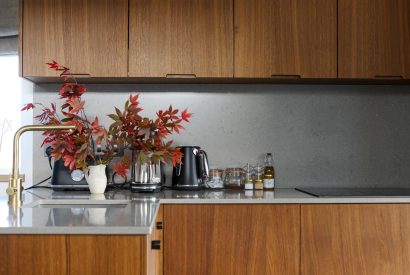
224 168 244 189
253 164 264 190
243 163 254 190
205 169 224 189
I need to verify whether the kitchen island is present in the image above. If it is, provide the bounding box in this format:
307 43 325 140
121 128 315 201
1 188 410 275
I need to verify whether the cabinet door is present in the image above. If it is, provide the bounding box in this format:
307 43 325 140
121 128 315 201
234 0 337 78
22 0 128 77
301 204 410 275
129 0 233 77
68 235 147 275
339 0 410 79
164 204 300 275
0 235 67 275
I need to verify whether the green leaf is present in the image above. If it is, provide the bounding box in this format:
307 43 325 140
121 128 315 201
115 107 123 118
61 117 73 122
78 142 88 153
137 151 149 164
108 114 119 121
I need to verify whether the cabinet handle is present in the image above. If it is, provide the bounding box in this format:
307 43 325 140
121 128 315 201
270 74 301 79
61 73 91 78
166 74 196 78
156 221 163 229
151 240 161 250
374 75 403 80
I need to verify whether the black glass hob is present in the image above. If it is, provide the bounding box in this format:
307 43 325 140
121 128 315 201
296 187 410 197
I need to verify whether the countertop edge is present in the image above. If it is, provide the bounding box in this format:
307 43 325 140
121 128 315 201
0 226 151 235
158 198 410 204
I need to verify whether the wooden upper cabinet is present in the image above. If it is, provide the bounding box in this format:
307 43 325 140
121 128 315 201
164 204 300 275
22 0 128 77
129 0 233 78
339 0 410 79
301 204 410 275
234 0 337 78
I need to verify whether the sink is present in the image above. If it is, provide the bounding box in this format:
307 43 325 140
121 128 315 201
21 199 131 208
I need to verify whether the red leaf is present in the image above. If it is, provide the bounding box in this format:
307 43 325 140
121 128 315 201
113 161 128 178
171 149 183 166
91 117 99 129
21 103 35 111
66 97 85 114
63 154 76 170
181 108 193 122
46 60 59 70
130 94 140 106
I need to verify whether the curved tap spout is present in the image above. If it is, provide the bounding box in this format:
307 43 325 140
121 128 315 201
7 124 76 208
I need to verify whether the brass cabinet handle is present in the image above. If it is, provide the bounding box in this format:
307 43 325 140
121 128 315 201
374 75 403 79
270 74 301 79
166 74 197 78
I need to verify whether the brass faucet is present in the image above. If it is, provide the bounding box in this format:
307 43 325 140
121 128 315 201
6 125 76 208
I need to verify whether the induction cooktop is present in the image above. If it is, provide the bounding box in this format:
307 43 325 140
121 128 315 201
295 187 410 197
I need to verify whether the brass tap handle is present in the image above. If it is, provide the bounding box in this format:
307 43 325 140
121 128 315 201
6 187 16 195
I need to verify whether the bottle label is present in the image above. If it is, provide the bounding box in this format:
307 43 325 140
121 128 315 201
263 178 274 189
244 182 254 190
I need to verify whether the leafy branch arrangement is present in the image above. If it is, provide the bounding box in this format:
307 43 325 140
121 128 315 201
22 61 193 178
108 94 192 178
22 61 112 170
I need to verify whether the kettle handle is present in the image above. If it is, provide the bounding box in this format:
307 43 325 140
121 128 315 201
175 163 182 176
198 150 209 179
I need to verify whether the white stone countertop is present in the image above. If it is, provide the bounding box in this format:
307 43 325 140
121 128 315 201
2 187 410 235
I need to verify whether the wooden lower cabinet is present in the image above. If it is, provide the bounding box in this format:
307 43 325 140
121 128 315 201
0 224 163 275
68 235 147 275
301 204 410 275
164 204 300 275
0 235 67 275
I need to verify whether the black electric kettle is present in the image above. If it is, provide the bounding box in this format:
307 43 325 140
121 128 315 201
172 146 209 190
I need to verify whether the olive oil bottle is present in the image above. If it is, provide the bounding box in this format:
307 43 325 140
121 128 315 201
263 153 275 189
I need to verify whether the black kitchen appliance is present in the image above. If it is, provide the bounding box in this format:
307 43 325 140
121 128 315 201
50 159 88 190
172 146 209 190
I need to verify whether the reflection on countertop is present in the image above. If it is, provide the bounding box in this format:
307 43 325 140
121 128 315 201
2 187 410 235
0 190 159 235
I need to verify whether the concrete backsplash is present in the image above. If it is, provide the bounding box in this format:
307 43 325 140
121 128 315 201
32 84 410 188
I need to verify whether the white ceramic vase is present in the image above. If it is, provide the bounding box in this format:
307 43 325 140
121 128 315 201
84 164 107 194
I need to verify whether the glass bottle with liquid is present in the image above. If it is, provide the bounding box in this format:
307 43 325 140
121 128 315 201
263 153 275 189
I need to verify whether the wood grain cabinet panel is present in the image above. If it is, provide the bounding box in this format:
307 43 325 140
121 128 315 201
164 204 300 275
22 0 128 77
68 235 148 275
234 0 337 78
301 204 410 275
0 235 67 275
338 0 410 79
129 0 233 77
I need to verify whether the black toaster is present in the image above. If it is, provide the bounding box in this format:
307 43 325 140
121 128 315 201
50 160 88 190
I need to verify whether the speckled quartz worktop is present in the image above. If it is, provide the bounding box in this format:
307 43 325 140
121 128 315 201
2 188 410 235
